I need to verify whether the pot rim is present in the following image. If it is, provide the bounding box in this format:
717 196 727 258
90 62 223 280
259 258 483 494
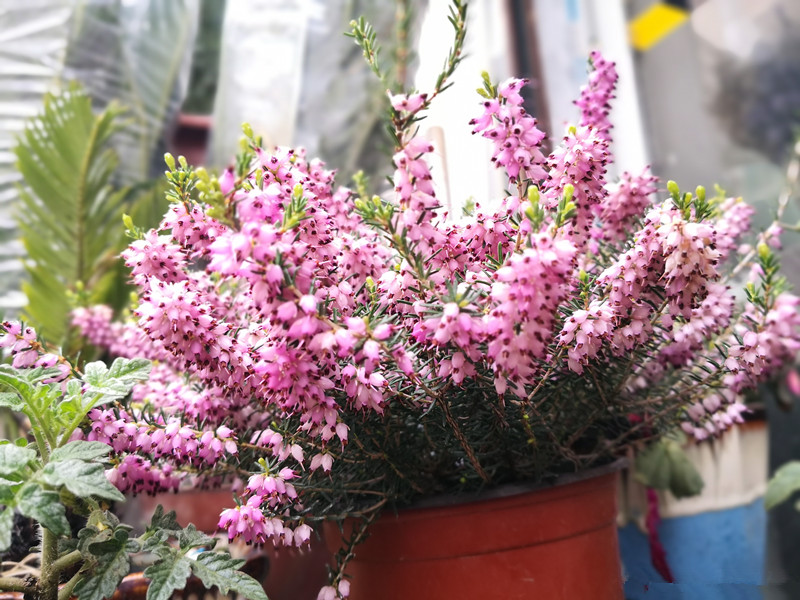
387 457 627 513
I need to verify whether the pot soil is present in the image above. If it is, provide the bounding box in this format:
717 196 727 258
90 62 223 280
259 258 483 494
325 463 624 600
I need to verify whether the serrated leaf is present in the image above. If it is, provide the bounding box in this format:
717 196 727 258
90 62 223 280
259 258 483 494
41 459 124 502
178 525 215 550
0 508 14 552
16 482 70 536
144 550 192 600
88 528 130 555
0 367 33 398
57 379 87 422
0 444 36 476
766 461 800 510
83 358 151 401
107 357 151 383
147 505 181 533
191 552 268 600
74 528 132 600
0 365 63 389
86 507 123 532
0 476 20 505
0 392 24 412
50 441 113 463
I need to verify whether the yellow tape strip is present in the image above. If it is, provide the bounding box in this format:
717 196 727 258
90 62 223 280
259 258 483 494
629 3 689 52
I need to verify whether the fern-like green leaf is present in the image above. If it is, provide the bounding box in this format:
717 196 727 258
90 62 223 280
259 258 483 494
14 84 126 344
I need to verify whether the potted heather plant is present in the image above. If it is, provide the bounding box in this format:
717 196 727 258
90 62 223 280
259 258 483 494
37 1 798 598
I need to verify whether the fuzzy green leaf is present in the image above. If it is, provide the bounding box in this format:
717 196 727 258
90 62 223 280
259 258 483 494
766 461 800 510
148 505 182 534
0 509 14 552
50 441 113 463
57 379 89 423
74 528 133 600
0 444 36 477
41 459 124 502
0 392 24 412
143 549 192 600
16 482 70 536
191 552 268 600
0 365 61 397
178 525 216 551
83 357 151 401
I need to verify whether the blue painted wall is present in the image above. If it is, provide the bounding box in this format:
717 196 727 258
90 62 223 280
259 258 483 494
619 498 766 599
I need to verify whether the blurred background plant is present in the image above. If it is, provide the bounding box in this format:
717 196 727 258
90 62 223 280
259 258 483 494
0 0 199 320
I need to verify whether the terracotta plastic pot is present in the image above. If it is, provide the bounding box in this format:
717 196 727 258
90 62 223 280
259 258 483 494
324 464 624 600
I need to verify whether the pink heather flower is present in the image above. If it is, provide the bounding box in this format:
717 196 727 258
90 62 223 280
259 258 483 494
575 50 618 142
160 203 221 256
437 351 477 385
764 223 784 249
787 369 800 396
558 300 615 374
372 323 392 340
726 293 800 390
542 125 609 250
656 211 720 319
105 455 181 496
245 471 298 506
294 523 313 545
310 452 334 472
715 197 754 261
487 235 576 395
122 230 188 285
415 303 484 363
391 137 443 248
597 168 658 243
470 78 547 183
317 586 338 600
659 283 734 368
0 322 68 381
388 91 427 114
219 167 235 195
